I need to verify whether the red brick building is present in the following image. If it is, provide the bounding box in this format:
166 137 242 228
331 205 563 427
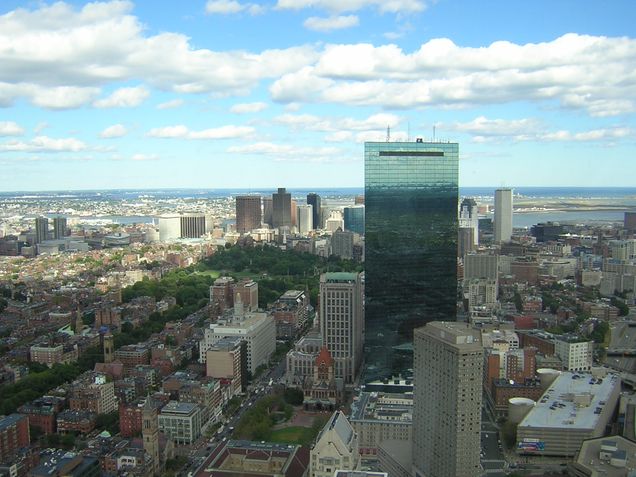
0 414 30 463
18 396 64 435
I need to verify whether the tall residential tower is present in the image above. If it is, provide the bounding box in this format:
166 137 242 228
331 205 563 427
413 322 483 477
364 140 459 380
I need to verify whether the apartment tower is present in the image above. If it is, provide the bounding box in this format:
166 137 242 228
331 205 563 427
413 322 483 477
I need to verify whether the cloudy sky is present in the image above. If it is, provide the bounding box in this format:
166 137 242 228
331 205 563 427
1 0 635 191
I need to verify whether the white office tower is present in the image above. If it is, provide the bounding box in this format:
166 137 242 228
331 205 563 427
494 188 513 243
297 204 314 235
459 198 479 245
413 322 483 477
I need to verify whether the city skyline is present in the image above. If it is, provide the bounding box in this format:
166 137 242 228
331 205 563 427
0 0 635 191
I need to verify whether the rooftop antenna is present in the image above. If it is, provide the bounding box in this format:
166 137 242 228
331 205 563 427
407 122 411 142
433 125 436 142
386 126 391 142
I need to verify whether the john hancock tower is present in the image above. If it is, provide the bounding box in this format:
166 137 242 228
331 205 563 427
364 140 459 381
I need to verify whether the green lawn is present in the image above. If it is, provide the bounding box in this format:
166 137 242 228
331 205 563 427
193 269 221 279
269 426 318 446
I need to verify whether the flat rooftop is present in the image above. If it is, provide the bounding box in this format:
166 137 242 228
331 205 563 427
518 371 620 430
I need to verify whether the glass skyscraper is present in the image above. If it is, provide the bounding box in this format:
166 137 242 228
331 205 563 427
343 205 365 235
364 141 459 381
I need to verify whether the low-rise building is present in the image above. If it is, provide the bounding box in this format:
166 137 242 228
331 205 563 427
0 414 30 463
30 343 78 367
310 411 359 477
554 337 594 371
18 396 65 435
69 373 116 414
570 436 636 477
516 370 621 456
194 440 309 477
349 392 412 459
56 410 97 434
158 401 202 445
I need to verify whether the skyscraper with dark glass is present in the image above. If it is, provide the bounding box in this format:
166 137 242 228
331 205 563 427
364 140 459 381
306 193 321 230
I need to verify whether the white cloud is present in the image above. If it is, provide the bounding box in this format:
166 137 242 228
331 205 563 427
444 116 634 144
0 1 313 108
0 121 24 136
156 99 184 110
230 102 269 113
276 0 426 14
304 15 359 32
324 131 352 142
146 125 189 138
100 124 128 138
270 34 636 117
94 86 149 108
131 153 158 161
227 141 348 162
205 0 265 15
274 112 400 132
0 136 86 153
147 124 254 139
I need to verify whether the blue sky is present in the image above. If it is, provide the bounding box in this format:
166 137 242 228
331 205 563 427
0 0 635 191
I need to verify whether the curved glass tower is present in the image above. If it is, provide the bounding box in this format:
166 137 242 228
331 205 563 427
364 141 459 381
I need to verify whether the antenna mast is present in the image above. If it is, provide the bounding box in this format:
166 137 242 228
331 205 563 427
433 125 436 142
386 126 391 142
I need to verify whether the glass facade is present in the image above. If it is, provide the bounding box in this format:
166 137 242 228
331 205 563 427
364 141 459 381
344 205 365 235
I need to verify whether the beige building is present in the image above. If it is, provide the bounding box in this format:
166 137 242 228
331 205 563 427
205 337 244 396
554 338 594 371
30 343 78 367
413 322 483 477
199 294 275 374
320 273 363 385
310 411 359 477
349 392 412 459
69 373 116 415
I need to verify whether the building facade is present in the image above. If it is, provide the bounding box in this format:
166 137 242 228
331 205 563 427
235 196 262 234
310 411 359 477
272 188 292 229
494 188 513 243
413 322 483 477
365 141 458 380
158 401 202 445
344 205 365 235
320 273 363 385
297 204 314 235
307 193 322 230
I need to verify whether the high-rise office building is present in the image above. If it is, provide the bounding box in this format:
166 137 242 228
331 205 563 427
297 204 313 235
343 205 365 235
364 140 458 380
52 216 67 239
413 322 483 477
180 213 206 238
35 217 49 244
263 196 273 227
307 193 322 230
235 196 261 234
320 272 363 385
272 188 292 229
291 199 298 228
459 198 478 245
494 188 513 243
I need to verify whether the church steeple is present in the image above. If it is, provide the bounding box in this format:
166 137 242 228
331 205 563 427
142 397 160 476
